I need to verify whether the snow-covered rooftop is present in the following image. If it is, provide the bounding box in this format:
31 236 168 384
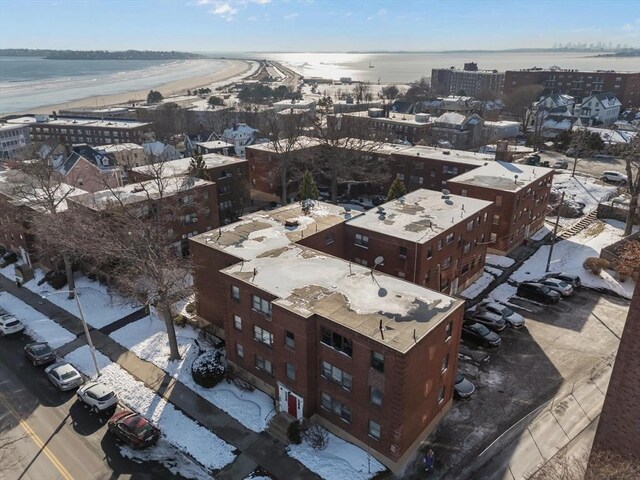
96 143 143 153
344 111 434 126
435 112 480 126
195 141 234 150
192 202 361 261
347 189 493 243
245 136 321 153
0 170 87 212
448 161 553 192
222 243 460 353
7 116 152 129
389 144 492 166
131 154 246 178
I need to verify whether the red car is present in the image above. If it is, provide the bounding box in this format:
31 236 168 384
108 410 160 449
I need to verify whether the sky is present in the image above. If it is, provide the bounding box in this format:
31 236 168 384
0 0 639 52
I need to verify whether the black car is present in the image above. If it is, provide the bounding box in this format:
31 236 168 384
461 322 501 348
0 251 18 268
466 311 507 332
517 282 561 304
543 272 581 288
24 342 57 366
454 372 476 399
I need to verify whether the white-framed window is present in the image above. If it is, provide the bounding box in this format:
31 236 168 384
236 343 244 358
233 315 242 330
445 322 452 341
285 330 295 349
252 294 272 316
438 386 445 403
253 325 274 346
441 354 449 373
321 361 353 390
321 392 351 423
368 420 381 440
255 354 273 375
325 233 335 245
355 233 369 248
231 285 240 302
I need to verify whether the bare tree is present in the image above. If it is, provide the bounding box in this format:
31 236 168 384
503 84 545 129
622 135 640 236
569 128 605 177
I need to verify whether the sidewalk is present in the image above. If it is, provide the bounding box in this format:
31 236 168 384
0 274 320 480
462 359 612 480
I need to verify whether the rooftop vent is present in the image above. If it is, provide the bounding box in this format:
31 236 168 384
377 206 386 214
284 219 299 228
442 150 451 155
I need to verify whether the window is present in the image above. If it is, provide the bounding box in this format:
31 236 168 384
370 387 383 406
410 175 423 185
321 361 353 390
446 233 454 245
396 173 405 181
463 242 471 254
286 362 296 380
283 331 295 349
490 232 497 243
321 328 353 357
354 257 368 266
492 214 500 225
233 315 242 331
321 392 351 423
253 325 274 346
443 256 452 269
441 354 449 373
425 270 431 283
466 220 474 232
255 354 273 375
483 212 488 222
398 246 407 259
426 245 433 259
369 420 381 440
461 263 469 274
461 189 468 197
355 233 369 248
445 322 452 341
231 285 240 302
443 165 459 175
236 343 244 358
437 239 443 251
252 294 272 316
438 386 445 403
371 351 384 372
325 233 335 245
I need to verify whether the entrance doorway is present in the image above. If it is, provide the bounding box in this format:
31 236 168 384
278 383 303 420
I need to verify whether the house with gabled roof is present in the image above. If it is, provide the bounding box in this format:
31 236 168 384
578 92 622 126
56 144 123 193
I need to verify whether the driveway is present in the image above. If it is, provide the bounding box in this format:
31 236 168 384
404 288 628 479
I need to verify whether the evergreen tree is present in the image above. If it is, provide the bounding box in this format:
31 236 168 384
147 89 164 104
386 176 406 201
188 153 210 180
299 170 319 201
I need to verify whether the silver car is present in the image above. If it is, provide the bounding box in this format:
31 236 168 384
540 278 573 296
477 302 525 328
45 361 84 391
77 381 118 413
0 313 25 336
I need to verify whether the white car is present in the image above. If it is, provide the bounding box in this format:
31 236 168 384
0 313 25 336
45 361 84 391
77 381 118 413
601 171 626 183
540 278 573 297
477 302 525 328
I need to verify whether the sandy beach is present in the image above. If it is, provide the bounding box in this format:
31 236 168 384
9 59 257 116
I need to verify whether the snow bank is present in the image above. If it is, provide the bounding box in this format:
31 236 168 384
64 346 236 471
24 269 140 329
530 225 551 242
485 254 515 268
484 266 503 277
120 442 211 480
0 291 76 348
287 429 386 480
460 272 496 300
110 314 275 432
552 173 617 214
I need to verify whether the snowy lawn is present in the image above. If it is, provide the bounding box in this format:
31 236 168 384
552 173 618 213
287 428 386 480
110 314 275 432
485 254 515 268
484 266 503 277
460 272 496 300
510 219 635 299
65 346 236 471
530 225 551 241
24 269 140 329
0 291 76 348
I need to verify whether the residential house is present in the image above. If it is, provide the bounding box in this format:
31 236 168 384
96 143 146 169
221 123 263 158
56 144 123 193
578 92 622 126
431 113 485 150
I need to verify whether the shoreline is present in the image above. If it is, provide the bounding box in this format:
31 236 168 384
4 59 257 117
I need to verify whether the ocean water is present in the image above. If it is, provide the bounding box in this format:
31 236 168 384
0 57 231 115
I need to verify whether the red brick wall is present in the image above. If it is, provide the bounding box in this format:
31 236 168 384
390 153 479 194
0 196 34 257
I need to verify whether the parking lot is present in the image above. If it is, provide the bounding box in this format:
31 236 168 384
537 150 629 179
408 287 629 479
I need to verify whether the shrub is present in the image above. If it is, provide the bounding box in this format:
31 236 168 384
173 314 186 327
47 271 67 290
191 350 226 388
287 420 302 445
305 423 329 450
185 302 197 315
583 257 610 275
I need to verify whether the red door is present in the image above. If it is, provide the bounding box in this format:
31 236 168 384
287 393 297 417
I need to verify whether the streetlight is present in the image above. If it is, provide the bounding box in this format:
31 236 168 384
42 289 101 378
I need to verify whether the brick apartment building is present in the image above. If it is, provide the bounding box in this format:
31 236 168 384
189 201 464 474
503 69 640 108
344 190 493 295
340 110 434 144
130 153 250 225
5 115 155 145
431 65 505 97
447 161 553 254
589 284 640 470
68 175 219 257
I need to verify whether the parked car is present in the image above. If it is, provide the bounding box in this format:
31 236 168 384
44 361 84 391
0 251 18 268
24 342 57 366
466 311 507 332
543 272 581 288
601 171 627 183
77 381 118 413
552 160 569 169
477 302 525 328
517 282 561 304
0 313 24 336
461 322 502 348
540 278 573 296
454 372 476 399
108 410 160 449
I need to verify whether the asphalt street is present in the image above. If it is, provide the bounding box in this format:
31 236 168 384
0 332 189 480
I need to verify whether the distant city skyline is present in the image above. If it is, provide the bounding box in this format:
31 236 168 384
0 0 639 52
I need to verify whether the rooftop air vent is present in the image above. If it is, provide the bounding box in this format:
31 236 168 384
443 150 450 155
284 219 299 228
377 206 385 214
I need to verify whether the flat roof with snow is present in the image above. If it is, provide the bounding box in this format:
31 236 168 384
6 116 152 129
222 243 461 353
195 141 234 150
448 161 553 192
347 189 493 243
131 153 246 178
0 170 87 212
191 202 362 262
245 136 320 153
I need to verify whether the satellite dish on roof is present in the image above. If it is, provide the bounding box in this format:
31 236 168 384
344 206 352 213
374 256 384 266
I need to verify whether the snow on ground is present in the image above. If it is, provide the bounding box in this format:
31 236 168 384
485 283 518 304
552 173 618 213
338 203 366 212
530 225 552 242
120 442 211 480
287 428 386 480
0 263 16 279
0 291 76 348
484 266 503 277
24 269 140 329
460 272 496 300
110 314 275 432
510 220 635 299
65 346 236 471
485 254 515 268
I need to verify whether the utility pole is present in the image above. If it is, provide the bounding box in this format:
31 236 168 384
546 191 565 272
